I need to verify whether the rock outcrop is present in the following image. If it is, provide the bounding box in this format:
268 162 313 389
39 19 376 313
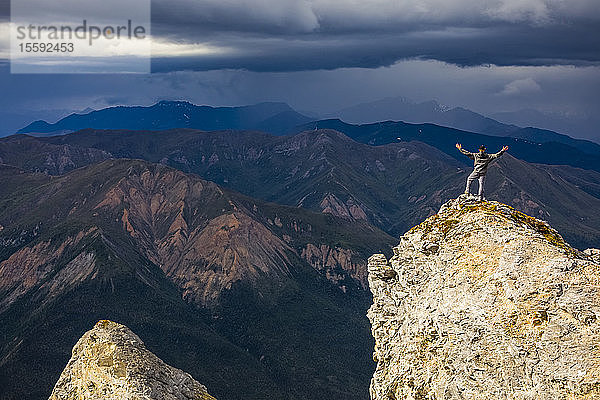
48 320 216 400
367 196 600 400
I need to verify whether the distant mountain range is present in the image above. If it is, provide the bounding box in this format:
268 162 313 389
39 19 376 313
7 97 598 145
295 119 600 172
330 97 600 151
0 108 95 138
17 101 313 136
491 108 600 143
16 99 600 158
332 97 509 132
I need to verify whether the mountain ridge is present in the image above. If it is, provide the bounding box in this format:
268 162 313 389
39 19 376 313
368 196 600 399
18 101 313 136
331 96 600 148
0 158 395 400
295 119 600 169
10 127 599 248
15 98 599 153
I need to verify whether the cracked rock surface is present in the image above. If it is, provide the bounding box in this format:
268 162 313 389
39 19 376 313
368 196 600 400
49 320 216 400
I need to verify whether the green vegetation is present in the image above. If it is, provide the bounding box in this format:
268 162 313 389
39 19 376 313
454 201 578 256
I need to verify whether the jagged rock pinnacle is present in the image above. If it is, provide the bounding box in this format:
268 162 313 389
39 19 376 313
367 196 600 399
48 320 216 400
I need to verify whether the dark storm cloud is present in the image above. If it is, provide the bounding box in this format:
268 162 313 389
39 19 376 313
2 0 598 71
1 0 599 144
152 23 600 73
148 0 600 72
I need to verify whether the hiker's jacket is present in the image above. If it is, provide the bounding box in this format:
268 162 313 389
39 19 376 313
459 148 506 175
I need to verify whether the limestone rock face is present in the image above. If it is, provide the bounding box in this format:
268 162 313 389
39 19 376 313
367 196 600 400
585 248 600 263
48 320 216 400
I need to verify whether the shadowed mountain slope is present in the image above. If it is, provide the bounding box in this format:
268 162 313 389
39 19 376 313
22 128 600 249
0 134 111 174
0 160 395 400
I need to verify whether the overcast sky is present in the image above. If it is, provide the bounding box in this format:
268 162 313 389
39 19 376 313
1 0 599 140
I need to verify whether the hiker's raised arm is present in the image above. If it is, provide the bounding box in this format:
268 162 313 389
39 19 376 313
491 145 509 159
456 143 474 159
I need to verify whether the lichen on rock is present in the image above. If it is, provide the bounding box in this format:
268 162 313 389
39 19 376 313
48 320 216 400
367 196 600 400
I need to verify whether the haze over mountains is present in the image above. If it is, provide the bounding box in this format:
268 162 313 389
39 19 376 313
0 108 95 138
14 100 600 172
331 96 600 144
17 101 312 137
15 99 599 147
491 108 600 144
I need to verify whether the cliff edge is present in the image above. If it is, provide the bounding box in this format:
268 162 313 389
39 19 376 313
48 320 216 400
367 197 600 399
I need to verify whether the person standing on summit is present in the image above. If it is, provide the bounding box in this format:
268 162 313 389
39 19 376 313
456 143 509 201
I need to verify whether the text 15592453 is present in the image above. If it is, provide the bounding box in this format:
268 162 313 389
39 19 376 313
18 42 74 53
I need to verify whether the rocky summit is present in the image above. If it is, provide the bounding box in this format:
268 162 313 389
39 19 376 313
367 196 600 400
48 320 216 400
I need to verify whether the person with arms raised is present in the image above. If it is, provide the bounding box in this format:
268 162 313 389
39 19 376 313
456 143 509 201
